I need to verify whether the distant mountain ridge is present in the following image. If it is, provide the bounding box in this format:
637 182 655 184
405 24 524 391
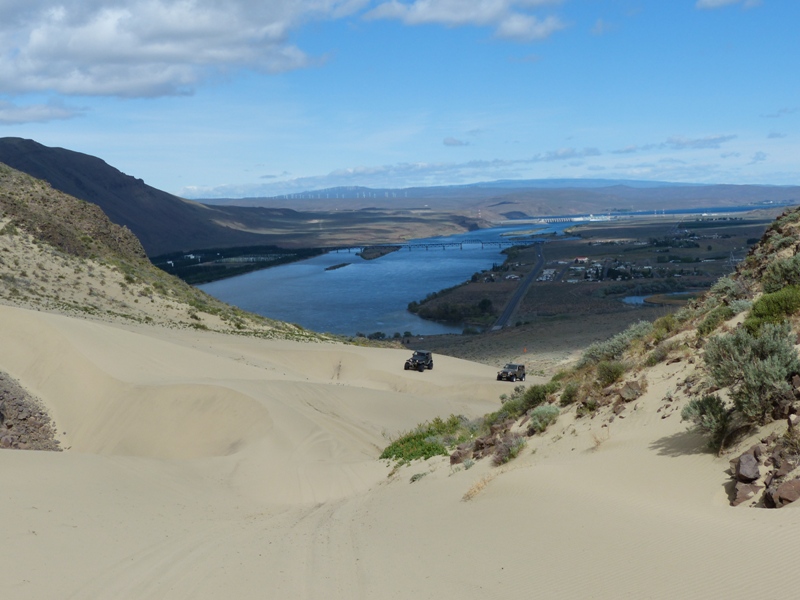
0 138 292 255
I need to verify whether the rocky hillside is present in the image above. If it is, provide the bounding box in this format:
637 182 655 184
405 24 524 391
0 138 305 255
0 162 327 341
387 205 800 509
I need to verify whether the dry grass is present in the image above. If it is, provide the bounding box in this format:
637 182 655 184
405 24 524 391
591 428 610 451
462 473 498 501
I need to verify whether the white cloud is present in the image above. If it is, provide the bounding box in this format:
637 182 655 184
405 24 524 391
749 151 767 164
612 135 736 154
591 18 615 35
762 107 798 119
0 0 566 121
663 134 737 150
695 0 761 9
366 0 565 41
0 99 83 124
0 1 366 97
443 137 469 146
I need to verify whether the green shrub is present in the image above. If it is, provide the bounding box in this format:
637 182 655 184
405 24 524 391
488 382 559 426
681 394 735 452
380 414 467 462
762 255 800 293
578 321 653 368
528 405 560 434
709 276 748 301
704 323 800 426
576 398 599 418
597 360 626 387
729 299 752 315
559 382 580 406
521 382 559 413
743 285 800 334
697 305 735 336
652 313 676 343
578 321 653 367
645 341 677 367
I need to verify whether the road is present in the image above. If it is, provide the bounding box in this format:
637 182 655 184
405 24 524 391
491 243 545 331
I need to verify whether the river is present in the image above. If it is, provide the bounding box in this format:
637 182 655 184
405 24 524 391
198 224 561 336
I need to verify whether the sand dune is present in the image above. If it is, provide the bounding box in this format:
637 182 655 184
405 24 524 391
3 303 800 599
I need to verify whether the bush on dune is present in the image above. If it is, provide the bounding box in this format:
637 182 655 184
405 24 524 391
701 322 800 432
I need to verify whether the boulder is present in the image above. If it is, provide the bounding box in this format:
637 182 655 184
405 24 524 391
735 454 760 483
450 447 473 465
731 482 762 507
619 381 642 402
765 479 800 508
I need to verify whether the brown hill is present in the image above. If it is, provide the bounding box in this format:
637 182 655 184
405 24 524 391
0 138 314 255
0 161 324 340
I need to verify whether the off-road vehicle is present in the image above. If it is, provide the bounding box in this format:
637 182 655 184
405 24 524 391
497 363 525 381
404 350 433 372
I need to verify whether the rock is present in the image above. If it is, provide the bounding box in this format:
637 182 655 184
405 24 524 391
762 432 780 445
450 448 472 465
776 460 794 478
619 381 642 402
765 479 800 508
473 437 495 452
793 374 800 390
735 454 760 483
775 479 800 506
731 482 762 507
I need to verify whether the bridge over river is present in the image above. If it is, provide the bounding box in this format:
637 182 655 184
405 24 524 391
333 239 543 253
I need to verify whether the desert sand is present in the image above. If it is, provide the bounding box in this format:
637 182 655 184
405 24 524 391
2 302 800 600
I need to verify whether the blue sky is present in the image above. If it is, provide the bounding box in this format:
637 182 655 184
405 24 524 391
1 0 797 198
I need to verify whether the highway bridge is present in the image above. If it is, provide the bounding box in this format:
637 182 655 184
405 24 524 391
333 239 543 253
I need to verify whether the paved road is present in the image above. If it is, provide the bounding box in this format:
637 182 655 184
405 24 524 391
491 243 545 331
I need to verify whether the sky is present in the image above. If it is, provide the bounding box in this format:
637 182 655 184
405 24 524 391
0 0 798 199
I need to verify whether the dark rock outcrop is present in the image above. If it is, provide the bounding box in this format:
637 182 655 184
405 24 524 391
0 371 60 452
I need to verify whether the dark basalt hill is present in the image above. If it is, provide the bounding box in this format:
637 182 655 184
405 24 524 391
0 137 288 256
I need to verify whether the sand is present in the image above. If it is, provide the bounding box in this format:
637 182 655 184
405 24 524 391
2 302 800 599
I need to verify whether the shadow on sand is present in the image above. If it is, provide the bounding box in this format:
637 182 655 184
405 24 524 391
649 429 709 457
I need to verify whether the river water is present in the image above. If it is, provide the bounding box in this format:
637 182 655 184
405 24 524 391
198 203 787 336
198 224 559 336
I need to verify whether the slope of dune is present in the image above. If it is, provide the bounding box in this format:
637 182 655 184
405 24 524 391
3 165 800 599
3 301 800 600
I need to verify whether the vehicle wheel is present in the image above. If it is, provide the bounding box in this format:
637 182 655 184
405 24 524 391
404 363 410 370
418 364 425 372
521 375 526 381
428 363 433 370
511 375 517 382
497 376 502 381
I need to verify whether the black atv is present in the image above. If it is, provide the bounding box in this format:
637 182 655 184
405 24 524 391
497 363 526 381
404 350 434 372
